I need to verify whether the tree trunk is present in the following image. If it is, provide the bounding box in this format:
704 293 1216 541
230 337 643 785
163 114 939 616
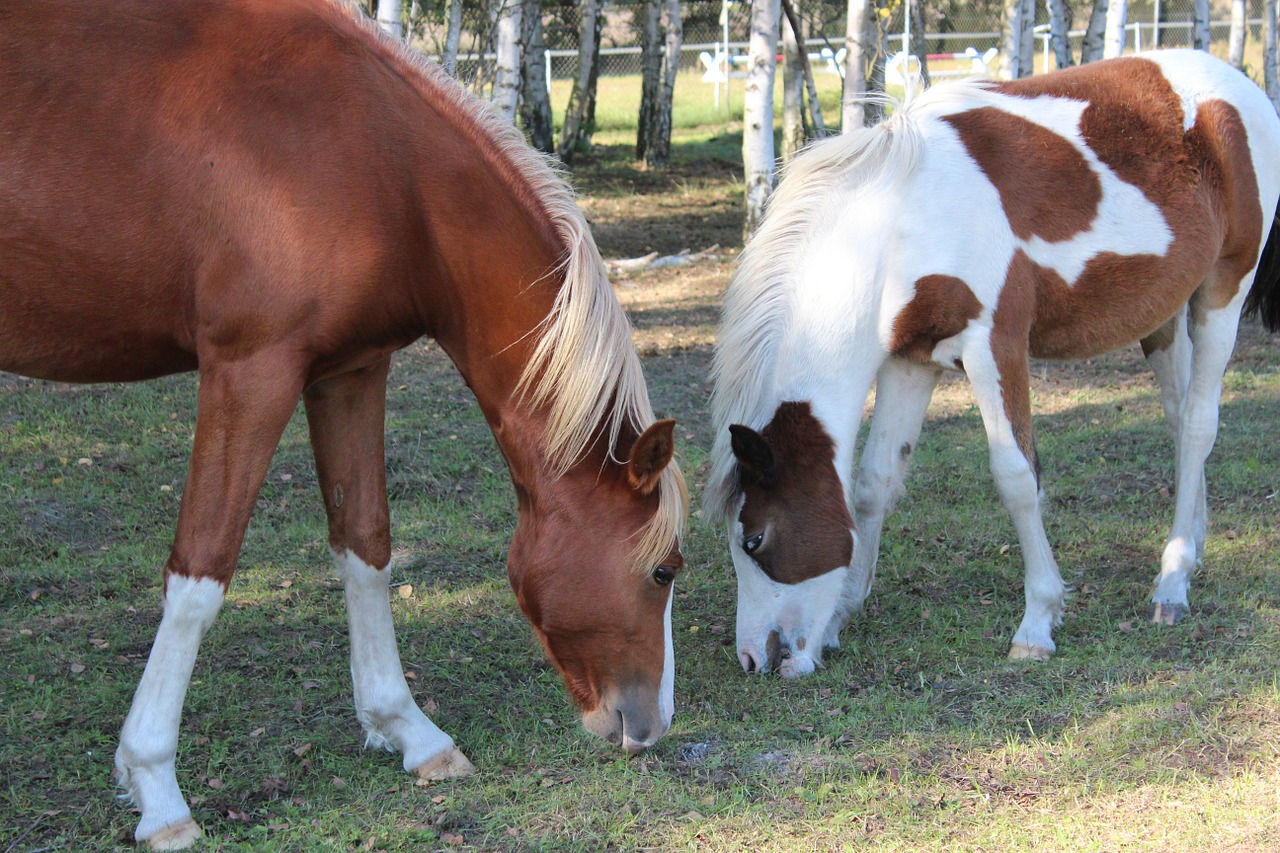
1082 0 1107 63
636 0 663 162
1103 0 1126 59
377 0 402 40
1049 0 1075 69
557 0 602 163
782 5 806 161
1000 0 1036 79
492 0 523 122
910 0 930 87
1192 0 1211 52
743 0 781 238
780 0 828 142
642 0 683 168
519 0 553 153
842 0 875 131
1228 0 1248 69
442 0 464 75
865 2 889 126
1266 0 1280 112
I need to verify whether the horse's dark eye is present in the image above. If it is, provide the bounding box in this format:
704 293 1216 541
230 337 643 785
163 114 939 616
744 533 764 554
652 565 676 586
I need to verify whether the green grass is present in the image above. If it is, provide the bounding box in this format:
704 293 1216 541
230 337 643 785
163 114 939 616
3 130 1280 851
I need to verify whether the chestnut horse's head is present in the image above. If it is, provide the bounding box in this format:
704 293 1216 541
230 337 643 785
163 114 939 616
506 419 684 753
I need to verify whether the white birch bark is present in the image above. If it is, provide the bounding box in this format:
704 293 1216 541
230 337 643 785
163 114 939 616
557 0 602 161
1228 0 1248 69
519 0 553 152
1049 0 1074 69
1192 0 1211 51
842 0 873 131
442 0 464 75
782 6 805 161
1082 0 1107 63
743 0 781 238
1000 0 1036 79
377 0 403 40
1103 0 1127 59
1266 0 1280 112
492 0 523 122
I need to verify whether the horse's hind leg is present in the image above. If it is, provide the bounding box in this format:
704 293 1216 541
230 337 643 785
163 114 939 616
843 359 940 642
963 324 1065 661
116 356 305 850
1141 308 1208 567
1150 302 1243 624
303 361 475 780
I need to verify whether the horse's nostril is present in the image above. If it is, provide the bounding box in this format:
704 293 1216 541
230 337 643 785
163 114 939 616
765 629 783 672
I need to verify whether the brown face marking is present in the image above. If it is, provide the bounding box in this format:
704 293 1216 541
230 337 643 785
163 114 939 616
942 109 1101 243
734 402 854 585
890 274 982 363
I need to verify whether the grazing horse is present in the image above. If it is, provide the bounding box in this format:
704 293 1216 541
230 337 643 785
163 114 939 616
1 0 686 847
705 50 1280 678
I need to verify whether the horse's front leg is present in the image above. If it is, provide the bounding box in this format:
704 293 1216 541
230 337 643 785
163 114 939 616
963 326 1065 661
116 355 306 850
842 359 939 644
303 361 475 781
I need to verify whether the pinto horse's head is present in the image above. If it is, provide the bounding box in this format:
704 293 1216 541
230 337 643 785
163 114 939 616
506 419 684 753
725 402 857 678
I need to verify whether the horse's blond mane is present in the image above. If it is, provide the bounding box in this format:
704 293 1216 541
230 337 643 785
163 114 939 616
703 100 924 524
325 1 686 568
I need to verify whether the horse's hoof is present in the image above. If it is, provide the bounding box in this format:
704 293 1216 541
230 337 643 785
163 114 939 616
1008 643 1054 661
1150 602 1186 625
143 817 203 850
412 746 476 781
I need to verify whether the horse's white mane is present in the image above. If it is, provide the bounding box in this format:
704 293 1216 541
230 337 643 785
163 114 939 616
703 95 933 524
329 1 687 568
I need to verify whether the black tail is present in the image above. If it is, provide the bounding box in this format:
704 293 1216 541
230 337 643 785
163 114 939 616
1243 199 1280 332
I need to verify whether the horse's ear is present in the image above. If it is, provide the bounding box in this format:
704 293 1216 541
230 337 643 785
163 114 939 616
729 424 775 486
627 419 676 496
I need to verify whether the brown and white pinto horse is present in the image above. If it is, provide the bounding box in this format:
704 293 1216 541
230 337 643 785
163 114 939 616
1 0 686 847
706 50 1280 677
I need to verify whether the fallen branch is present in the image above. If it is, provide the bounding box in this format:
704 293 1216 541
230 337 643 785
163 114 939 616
607 245 721 278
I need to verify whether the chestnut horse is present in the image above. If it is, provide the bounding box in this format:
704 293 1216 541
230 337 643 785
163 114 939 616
706 50 1280 677
1 0 686 847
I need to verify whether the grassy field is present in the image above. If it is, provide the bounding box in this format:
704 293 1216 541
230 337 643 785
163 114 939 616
4 91 1280 851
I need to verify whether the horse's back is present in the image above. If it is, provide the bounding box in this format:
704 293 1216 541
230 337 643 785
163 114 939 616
0 0 421 383
892 50 1280 361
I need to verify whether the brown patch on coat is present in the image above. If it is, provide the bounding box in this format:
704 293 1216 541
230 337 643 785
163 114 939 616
968 61 1264 359
890 275 983 363
992 252 1039 472
1184 99 1265 315
736 402 854 585
942 108 1102 243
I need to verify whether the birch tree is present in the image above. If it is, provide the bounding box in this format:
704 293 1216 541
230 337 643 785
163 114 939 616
782 7 806 161
492 0 523 122
641 0 684 168
842 0 887 130
637 0 662 161
1103 0 1126 59
442 0 464 75
1082 0 1107 63
1266 0 1280 112
1049 0 1075 69
557 0 603 163
1228 0 1248 70
909 0 930 87
743 0 781 237
519 0 553 152
377 0 403 40
1192 0 1211 52
1000 0 1036 79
